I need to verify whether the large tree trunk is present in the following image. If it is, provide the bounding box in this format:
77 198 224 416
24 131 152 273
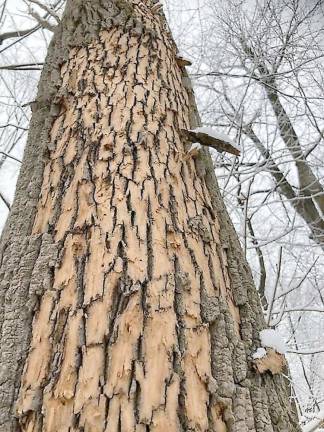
0 1 301 431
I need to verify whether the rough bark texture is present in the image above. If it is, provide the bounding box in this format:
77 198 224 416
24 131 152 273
0 1 301 431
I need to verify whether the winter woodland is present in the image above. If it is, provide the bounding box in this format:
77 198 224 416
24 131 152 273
0 0 323 430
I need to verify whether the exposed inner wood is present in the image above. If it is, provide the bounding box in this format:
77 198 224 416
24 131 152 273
253 349 286 375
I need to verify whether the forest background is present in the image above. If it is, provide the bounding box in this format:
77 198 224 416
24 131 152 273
0 0 323 427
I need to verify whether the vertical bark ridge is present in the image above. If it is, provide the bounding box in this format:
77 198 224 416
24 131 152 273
0 0 301 431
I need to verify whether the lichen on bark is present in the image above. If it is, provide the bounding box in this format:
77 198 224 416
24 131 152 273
0 1 301 431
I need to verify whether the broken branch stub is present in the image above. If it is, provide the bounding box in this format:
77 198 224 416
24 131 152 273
182 129 241 156
176 56 193 67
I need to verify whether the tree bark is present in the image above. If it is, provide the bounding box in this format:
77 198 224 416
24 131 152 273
0 1 301 431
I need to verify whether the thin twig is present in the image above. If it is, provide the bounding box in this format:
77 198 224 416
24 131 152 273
266 247 283 324
27 7 57 32
0 62 43 71
27 0 60 22
0 191 10 210
0 151 22 163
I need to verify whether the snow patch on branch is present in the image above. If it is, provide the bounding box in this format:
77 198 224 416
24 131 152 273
260 329 287 354
189 142 202 152
252 347 267 359
190 127 240 151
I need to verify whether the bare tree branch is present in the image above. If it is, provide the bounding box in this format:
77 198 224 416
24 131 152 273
0 151 22 163
0 191 10 210
0 62 43 71
27 7 57 32
27 0 60 22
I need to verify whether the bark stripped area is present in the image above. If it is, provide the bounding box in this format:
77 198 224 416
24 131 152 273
0 1 300 431
253 350 286 375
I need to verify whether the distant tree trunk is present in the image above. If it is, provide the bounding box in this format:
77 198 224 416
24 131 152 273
239 42 324 249
0 1 301 431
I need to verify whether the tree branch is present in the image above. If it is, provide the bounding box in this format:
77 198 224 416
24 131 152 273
27 0 60 23
27 7 57 32
0 62 43 71
182 129 240 156
0 151 22 163
243 125 324 248
0 191 10 210
0 26 39 45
